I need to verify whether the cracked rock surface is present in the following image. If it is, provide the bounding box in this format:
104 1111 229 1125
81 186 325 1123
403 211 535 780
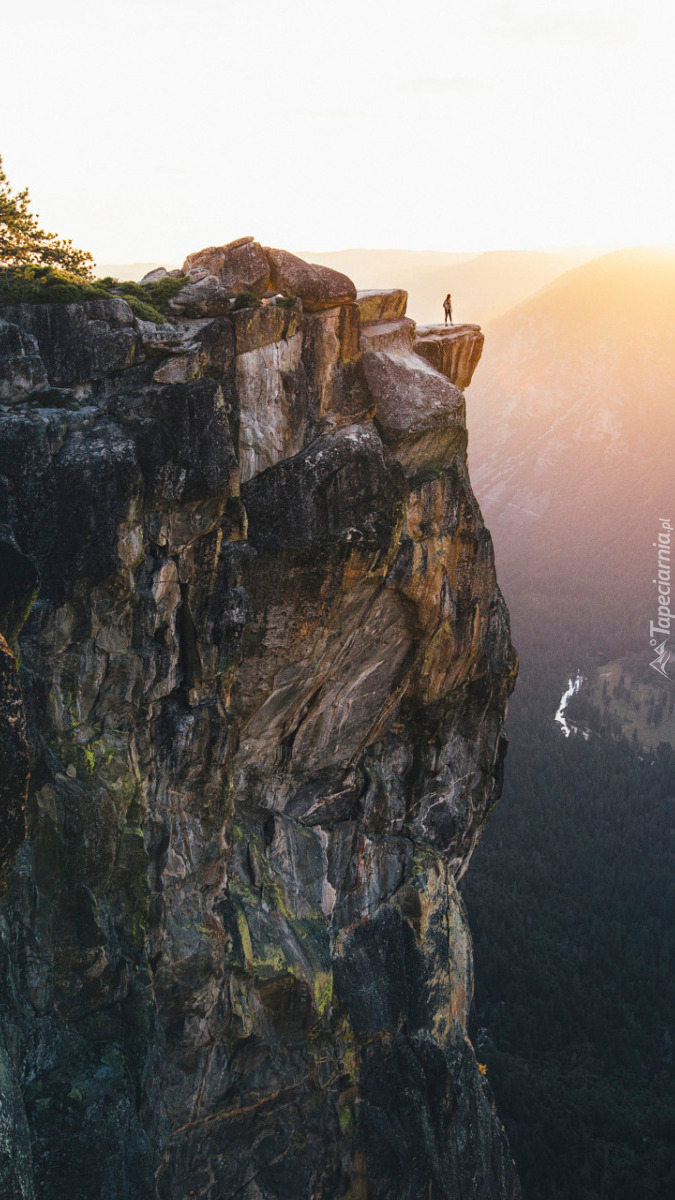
0 254 518 1200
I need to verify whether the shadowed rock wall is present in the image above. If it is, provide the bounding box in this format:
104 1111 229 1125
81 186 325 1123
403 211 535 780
0 252 518 1200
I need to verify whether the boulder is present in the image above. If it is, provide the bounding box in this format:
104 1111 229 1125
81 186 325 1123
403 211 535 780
182 238 271 298
359 316 416 356
183 236 254 274
362 349 466 479
169 274 232 318
140 267 169 285
414 324 484 390
183 245 229 276
263 247 357 312
356 289 408 325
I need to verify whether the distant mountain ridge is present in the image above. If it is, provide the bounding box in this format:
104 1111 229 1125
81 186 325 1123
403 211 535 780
302 247 595 325
467 246 675 685
94 262 179 281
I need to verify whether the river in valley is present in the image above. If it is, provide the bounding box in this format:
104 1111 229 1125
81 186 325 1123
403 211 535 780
555 671 590 739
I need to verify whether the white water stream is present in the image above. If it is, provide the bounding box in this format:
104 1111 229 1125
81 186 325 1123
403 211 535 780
554 671 589 739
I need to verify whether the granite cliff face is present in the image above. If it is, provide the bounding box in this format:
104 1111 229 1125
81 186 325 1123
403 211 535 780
0 241 518 1200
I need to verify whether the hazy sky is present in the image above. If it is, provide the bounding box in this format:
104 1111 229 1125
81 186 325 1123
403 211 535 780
3 0 673 264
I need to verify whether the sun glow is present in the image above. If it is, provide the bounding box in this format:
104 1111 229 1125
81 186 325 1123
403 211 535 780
3 0 673 263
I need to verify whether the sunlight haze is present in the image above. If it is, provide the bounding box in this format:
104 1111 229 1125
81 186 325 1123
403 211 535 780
3 0 673 264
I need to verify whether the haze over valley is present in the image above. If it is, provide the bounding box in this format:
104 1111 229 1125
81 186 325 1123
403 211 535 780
461 245 675 1200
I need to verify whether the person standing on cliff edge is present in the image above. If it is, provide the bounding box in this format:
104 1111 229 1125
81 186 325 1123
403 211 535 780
443 293 453 325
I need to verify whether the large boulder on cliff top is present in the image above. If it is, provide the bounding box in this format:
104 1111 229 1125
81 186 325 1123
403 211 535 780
263 246 357 311
140 266 169 285
168 273 232 317
363 348 466 478
356 288 408 324
182 237 271 298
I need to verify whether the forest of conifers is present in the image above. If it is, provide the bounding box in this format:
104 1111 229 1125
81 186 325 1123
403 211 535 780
462 636 675 1200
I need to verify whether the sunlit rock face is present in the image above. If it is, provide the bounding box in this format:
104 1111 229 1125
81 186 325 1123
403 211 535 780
182 237 272 300
0 255 518 1200
414 323 485 392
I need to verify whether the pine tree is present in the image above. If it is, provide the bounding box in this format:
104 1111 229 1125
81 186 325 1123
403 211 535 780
0 156 93 277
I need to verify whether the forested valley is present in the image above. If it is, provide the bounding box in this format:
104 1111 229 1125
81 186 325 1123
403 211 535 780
462 634 675 1200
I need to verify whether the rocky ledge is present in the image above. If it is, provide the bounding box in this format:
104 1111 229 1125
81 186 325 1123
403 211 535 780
0 243 517 1200
414 324 485 392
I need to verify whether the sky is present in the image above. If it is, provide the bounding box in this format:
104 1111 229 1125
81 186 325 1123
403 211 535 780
3 0 674 265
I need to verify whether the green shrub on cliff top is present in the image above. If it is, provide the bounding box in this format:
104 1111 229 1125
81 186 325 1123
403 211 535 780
0 265 109 305
116 275 186 322
232 291 262 311
119 294 167 324
0 264 187 324
113 275 186 312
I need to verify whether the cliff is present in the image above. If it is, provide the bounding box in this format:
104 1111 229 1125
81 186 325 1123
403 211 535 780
0 240 518 1200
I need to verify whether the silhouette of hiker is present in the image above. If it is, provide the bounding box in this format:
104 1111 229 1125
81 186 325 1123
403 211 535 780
443 293 453 325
